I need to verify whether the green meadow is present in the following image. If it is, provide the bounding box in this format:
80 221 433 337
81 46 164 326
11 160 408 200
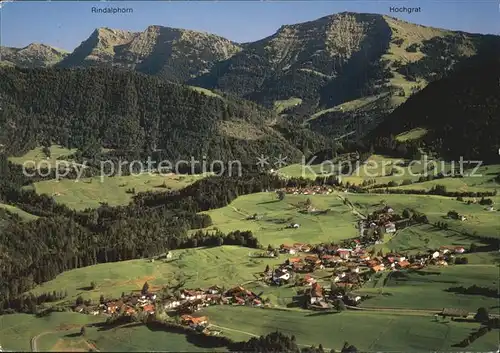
0 202 38 221
274 97 303 114
8 145 77 167
201 306 498 352
29 173 206 210
357 264 500 313
202 192 359 246
347 193 500 239
395 128 429 142
30 246 286 303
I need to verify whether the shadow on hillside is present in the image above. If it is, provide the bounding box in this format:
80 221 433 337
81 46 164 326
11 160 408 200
305 311 340 317
76 286 93 291
145 321 233 349
257 200 281 205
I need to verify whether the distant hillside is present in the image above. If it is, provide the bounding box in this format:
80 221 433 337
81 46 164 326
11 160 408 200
0 43 68 68
367 51 500 162
191 13 497 118
0 67 312 164
57 26 242 83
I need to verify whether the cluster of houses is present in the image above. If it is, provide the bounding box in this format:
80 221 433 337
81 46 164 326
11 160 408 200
359 205 403 240
73 284 265 329
265 208 469 310
74 292 159 317
280 186 334 195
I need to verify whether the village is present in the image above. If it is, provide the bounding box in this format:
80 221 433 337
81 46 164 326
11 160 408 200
70 203 470 335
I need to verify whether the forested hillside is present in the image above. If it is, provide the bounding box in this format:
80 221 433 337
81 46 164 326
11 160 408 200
0 66 321 164
367 52 500 162
0 156 337 307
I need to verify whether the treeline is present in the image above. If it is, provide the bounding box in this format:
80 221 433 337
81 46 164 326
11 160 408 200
0 290 68 314
446 285 499 298
370 186 496 198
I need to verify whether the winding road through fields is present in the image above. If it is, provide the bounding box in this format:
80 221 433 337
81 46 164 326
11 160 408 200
30 328 100 352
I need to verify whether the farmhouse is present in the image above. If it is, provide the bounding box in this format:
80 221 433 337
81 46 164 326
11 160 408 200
180 289 206 301
337 249 351 260
442 308 469 318
396 260 410 269
384 222 396 233
309 282 324 304
280 244 297 254
273 269 291 284
181 315 209 327
143 304 155 314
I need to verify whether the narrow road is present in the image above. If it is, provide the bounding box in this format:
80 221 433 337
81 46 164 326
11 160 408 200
31 328 100 352
31 331 53 352
349 305 500 318
335 192 366 220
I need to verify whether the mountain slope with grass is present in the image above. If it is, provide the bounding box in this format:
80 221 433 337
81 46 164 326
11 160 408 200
367 52 500 162
192 12 498 137
57 26 242 83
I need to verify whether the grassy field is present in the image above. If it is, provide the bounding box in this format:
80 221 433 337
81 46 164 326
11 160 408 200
347 193 500 239
0 202 38 221
279 155 500 194
395 128 429 142
187 85 222 99
202 192 359 246
370 224 491 254
389 164 500 193
29 173 206 210
9 145 77 167
30 246 286 303
357 265 500 313
0 312 220 352
273 97 302 114
201 306 498 352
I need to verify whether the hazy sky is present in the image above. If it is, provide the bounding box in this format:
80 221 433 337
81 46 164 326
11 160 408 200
1 1 499 51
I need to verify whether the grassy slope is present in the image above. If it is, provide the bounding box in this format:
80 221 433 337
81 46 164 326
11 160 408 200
8 145 77 167
30 173 206 210
202 192 359 246
0 203 39 221
30 246 286 303
274 97 302 114
0 312 100 352
347 193 500 239
187 85 222 98
395 128 429 142
201 306 498 352
358 265 499 312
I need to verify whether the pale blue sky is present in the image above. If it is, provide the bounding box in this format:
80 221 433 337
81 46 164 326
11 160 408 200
1 1 499 51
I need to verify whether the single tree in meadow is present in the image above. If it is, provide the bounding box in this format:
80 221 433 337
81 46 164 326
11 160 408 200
141 282 150 295
474 307 489 322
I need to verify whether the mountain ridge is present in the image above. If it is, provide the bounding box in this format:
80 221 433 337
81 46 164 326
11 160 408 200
2 12 498 141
